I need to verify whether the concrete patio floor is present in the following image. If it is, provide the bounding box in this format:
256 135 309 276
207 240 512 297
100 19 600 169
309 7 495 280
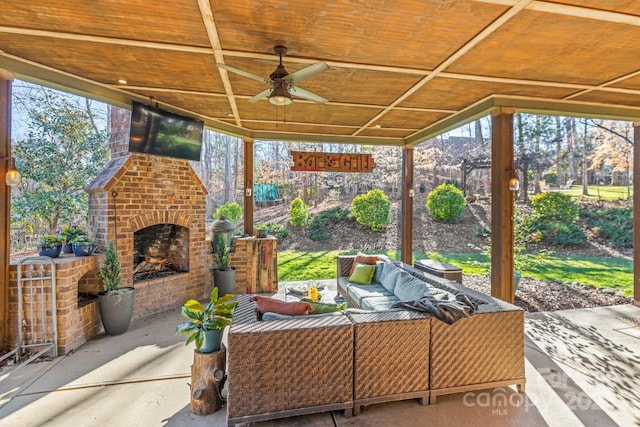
1 299 638 426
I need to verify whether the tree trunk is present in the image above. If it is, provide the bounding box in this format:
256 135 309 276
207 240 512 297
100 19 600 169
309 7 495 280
190 347 226 415
567 118 577 182
224 136 232 203
582 120 590 196
556 117 563 184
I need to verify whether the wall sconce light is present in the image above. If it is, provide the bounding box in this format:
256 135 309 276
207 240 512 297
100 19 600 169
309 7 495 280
245 187 252 197
2 157 20 186
408 188 415 198
509 177 520 192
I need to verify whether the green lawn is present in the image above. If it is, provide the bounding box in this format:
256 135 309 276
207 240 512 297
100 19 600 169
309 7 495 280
278 250 633 296
560 185 632 201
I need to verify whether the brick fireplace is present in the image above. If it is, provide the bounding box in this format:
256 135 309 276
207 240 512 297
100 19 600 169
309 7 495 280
86 106 211 320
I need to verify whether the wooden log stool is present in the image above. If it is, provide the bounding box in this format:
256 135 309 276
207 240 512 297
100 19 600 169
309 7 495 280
190 345 226 415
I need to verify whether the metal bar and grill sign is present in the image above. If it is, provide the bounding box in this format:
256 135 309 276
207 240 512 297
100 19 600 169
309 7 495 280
290 151 376 173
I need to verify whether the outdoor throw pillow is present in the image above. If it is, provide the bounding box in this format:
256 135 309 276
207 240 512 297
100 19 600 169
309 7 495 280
251 295 313 316
349 253 380 276
301 298 347 314
348 263 377 285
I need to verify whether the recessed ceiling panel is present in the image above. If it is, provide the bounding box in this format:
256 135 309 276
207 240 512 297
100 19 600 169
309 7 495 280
358 128 415 138
448 10 640 86
126 90 234 119
572 90 640 108
545 0 640 16
246 122 356 136
0 0 211 46
401 77 585 110
376 110 450 130
236 102 381 127
1 35 224 92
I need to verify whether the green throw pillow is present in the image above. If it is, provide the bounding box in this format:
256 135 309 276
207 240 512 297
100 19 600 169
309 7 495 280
301 298 347 314
348 263 376 285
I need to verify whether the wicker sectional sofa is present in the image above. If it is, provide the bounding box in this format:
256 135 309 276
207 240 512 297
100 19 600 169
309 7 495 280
226 255 525 425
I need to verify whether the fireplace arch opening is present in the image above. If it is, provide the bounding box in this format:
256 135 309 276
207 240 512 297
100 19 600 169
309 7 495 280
133 223 189 282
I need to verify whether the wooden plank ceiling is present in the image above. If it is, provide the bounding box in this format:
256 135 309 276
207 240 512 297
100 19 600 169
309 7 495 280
2 0 640 146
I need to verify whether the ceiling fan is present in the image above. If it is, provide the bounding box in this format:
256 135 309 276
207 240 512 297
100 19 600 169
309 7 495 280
217 46 328 106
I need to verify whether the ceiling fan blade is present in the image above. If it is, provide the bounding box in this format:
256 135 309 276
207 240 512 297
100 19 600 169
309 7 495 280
285 62 328 85
248 88 271 103
217 63 269 83
289 86 328 104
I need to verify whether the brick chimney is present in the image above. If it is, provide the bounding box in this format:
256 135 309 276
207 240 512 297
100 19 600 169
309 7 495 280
109 105 131 160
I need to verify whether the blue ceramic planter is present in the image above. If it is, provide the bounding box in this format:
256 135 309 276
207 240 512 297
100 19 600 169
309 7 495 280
38 244 62 258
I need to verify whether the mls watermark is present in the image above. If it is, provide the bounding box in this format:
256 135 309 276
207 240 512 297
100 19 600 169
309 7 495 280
462 368 603 415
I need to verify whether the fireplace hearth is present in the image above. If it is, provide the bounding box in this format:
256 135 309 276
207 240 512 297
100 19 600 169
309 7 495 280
133 223 189 283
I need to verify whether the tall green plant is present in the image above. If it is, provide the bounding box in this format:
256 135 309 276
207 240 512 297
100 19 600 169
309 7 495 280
289 197 309 226
426 183 466 223
97 241 122 292
351 189 391 232
215 238 231 270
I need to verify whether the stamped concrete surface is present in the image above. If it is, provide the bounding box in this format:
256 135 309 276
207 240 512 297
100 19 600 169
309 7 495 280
0 299 638 427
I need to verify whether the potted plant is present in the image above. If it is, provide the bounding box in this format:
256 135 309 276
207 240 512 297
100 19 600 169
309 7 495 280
38 234 63 258
96 241 135 335
213 238 236 297
176 287 238 353
59 225 87 253
70 235 97 257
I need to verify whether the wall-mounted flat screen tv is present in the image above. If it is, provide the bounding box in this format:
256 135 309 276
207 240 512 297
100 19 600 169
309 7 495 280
128 101 204 161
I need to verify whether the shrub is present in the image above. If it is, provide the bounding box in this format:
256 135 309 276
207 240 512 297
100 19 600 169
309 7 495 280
530 192 579 224
214 202 243 222
426 183 466 223
583 205 632 248
351 189 391 232
307 207 351 242
289 197 309 227
551 223 586 246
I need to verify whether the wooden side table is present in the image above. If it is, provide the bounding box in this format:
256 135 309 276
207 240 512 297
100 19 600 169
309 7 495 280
190 345 226 415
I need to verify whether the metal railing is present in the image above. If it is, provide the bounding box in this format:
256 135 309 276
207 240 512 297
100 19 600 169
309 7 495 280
0 256 58 366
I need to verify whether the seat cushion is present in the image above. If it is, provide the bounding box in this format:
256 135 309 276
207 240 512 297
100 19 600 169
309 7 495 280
379 263 404 293
393 271 430 301
360 295 400 311
347 283 394 306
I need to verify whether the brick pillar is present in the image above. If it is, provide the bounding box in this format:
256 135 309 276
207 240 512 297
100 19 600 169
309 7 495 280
109 105 131 160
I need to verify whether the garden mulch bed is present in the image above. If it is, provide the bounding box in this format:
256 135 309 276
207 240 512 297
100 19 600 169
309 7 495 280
462 274 632 313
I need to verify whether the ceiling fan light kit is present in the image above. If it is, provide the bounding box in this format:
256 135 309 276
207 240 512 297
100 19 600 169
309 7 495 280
269 81 293 106
218 45 328 106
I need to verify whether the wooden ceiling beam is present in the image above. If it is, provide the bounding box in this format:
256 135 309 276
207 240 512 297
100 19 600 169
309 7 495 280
564 69 640 101
221 49 431 76
527 1 640 26
476 0 640 26
197 0 242 127
0 25 212 54
352 0 534 136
